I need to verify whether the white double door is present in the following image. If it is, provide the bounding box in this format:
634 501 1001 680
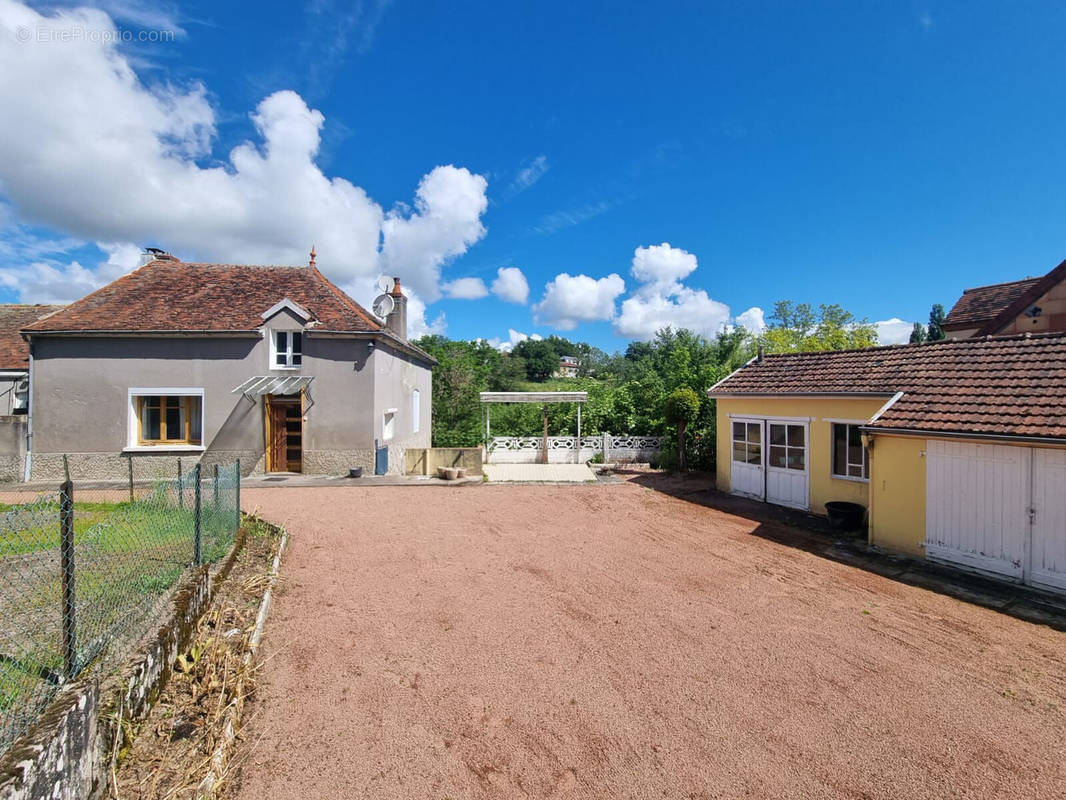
731 418 809 510
926 441 1066 592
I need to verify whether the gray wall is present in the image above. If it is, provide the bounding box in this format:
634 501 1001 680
29 321 432 478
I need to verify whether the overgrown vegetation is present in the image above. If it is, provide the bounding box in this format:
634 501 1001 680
416 298 883 472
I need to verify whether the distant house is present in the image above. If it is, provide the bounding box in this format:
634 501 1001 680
943 257 1066 338
554 355 579 378
20 252 434 480
708 333 1066 594
0 304 64 415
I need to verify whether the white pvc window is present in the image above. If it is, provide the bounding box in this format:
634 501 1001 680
411 390 420 434
832 423 869 480
272 330 303 368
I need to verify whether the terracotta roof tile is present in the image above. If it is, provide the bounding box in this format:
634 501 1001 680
943 277 1040 328
0 304 65 369
708 333 1066 440
22 260 382 334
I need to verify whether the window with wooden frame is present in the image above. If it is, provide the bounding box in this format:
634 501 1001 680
271 330 303 368
831 423 868 480
135 395 203 445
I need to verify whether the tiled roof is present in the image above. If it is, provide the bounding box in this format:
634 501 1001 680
708 333 1066 440
22 260 382 334
943 278 1041 328
0 305 65 369
943 257 1066 334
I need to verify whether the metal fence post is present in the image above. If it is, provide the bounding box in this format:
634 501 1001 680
213 463 220 509
193 462 202 565
177 457 184 510
59 457 76 678
127 455 134 503
235 458 241 534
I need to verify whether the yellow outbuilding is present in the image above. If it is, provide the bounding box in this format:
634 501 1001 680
707 332 1066 594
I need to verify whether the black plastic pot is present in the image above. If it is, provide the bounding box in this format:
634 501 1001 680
349 467 363 478
825 501 866 532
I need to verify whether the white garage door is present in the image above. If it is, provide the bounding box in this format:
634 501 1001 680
925 440 1066 592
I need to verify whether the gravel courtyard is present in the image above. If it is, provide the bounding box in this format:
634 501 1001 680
235 478 1065 799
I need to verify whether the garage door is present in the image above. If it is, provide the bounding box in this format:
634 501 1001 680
925 440 1066 592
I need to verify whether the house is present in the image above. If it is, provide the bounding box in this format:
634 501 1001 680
707 333 1066 593
20 251 435 481
943 257 1066 338
0 305 64 414
554 355 580 378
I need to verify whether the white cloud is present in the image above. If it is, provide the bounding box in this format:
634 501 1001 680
486 328 543 352
534 200 613 234
490 266 529 304
630 242 698 291
735 306 766 334
610 242 734 340
509 155 549 194
441 276 489 300
533 272 625 330
379 165 489 301
0 0 489 335
616 286 732 340
875 318 913 345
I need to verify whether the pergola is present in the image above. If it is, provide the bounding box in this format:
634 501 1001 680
479 391 588 464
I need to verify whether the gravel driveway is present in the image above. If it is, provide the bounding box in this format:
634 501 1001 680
235 478 1065 799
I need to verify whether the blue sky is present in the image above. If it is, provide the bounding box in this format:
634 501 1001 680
1 1 1065 350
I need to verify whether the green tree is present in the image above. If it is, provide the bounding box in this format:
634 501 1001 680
759 301 877 353
927 304 946 341
511 339 558 381
909 322 927 344
664 388 701 472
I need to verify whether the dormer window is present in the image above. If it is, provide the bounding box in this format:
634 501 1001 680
272 331 302 368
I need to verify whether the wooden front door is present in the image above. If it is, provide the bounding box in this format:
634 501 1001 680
266 397 303 472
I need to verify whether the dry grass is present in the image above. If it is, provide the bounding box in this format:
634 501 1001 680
112 527 280 800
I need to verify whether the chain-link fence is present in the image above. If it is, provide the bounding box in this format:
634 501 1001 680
0 458 241 755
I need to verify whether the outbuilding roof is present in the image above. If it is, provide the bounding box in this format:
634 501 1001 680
22 259 382 334
0 304 65 370
943 257 1066 335
708 332 1066 441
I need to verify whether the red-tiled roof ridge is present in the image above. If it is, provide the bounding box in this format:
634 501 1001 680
22 259 382 334
309 266 381 330
755 328 1066 363
958 276 1039 294
975 256 1066 336
709 330 1066 440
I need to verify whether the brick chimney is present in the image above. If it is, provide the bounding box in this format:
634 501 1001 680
385 277 407 340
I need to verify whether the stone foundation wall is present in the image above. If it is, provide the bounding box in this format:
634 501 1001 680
28 450 263 483
301 449 376 476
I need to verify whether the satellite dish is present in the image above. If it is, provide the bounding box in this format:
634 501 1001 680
377 275 394 294
372 293 395 319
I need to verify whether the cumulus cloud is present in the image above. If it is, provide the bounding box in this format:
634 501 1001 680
379 165 489 301
616 286 732 339
490 266 529 304
875 318 913 345
0 0 488 333
611 243 736 340
630 242 698 291
441 276 489 300
486 328 543 352
533 272 626 330
735 306 766 334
